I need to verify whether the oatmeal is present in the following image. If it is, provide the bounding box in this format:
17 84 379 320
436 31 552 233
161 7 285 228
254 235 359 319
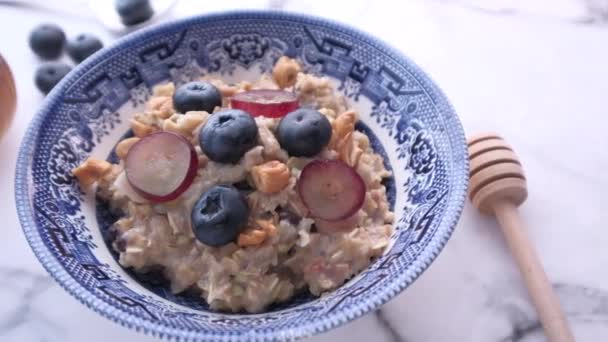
74 56 394 313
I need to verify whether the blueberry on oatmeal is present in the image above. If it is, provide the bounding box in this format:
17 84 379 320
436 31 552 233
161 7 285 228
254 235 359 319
191 184 249 247
199 109 258 164
277 108 331 157
173 81 222 114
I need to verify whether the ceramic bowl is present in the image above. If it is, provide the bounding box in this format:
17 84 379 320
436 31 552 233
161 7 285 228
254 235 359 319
15 11 468 341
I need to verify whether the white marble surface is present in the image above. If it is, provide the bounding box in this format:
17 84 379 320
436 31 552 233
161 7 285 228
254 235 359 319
1 0 607 341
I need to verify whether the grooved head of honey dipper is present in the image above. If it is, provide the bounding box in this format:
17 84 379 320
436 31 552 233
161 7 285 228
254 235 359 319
467 133 528 214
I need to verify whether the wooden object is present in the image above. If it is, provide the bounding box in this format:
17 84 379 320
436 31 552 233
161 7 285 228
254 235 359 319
468 133 575 342
0 53 16 139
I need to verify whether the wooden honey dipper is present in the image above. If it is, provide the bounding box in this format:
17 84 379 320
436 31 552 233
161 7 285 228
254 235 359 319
468 133 575 342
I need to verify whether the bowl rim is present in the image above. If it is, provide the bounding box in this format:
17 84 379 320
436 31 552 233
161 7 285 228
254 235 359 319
15 9 469 341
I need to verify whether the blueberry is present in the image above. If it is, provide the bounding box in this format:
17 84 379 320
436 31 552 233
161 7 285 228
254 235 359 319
35 62 72 94
191 184 249 247
67 34 103 63
115 0 154 26
200 109 258 164
173 81 222 114
29 23 66 59
277 108 331 157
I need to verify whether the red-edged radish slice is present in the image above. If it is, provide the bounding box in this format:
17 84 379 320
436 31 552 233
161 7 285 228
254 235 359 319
125 132 198 202
297 159 365 221
113 171 148 204
231 89 299 118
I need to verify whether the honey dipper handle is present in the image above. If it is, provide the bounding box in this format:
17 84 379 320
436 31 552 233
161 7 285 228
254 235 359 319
493 201 575 342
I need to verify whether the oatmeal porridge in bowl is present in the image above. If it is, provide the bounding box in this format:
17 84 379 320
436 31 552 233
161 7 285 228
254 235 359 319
16 11 468 341
73 57 395 313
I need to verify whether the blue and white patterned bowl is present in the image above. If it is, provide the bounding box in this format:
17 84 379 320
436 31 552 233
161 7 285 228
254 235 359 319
15 11 468 341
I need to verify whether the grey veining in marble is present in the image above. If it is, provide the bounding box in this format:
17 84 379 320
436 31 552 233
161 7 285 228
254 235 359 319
375 310 407 342
0 267 61 338
435 0 608 24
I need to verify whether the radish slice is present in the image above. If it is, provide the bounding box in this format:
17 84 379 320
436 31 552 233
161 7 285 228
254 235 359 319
297 159 365 221
125 132 198 202
113 172 148 204
231 89 299 118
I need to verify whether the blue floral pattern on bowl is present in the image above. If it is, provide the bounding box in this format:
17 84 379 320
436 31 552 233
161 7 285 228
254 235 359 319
15 11 468 341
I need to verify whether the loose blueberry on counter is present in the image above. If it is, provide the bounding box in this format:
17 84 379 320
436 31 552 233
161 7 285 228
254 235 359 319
276 108 332 157
35 62 72 94
29 23 66 59
199 109 258 164
115 0 154 26
173 81 222 114
191 184 250 247
67 34 103 63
